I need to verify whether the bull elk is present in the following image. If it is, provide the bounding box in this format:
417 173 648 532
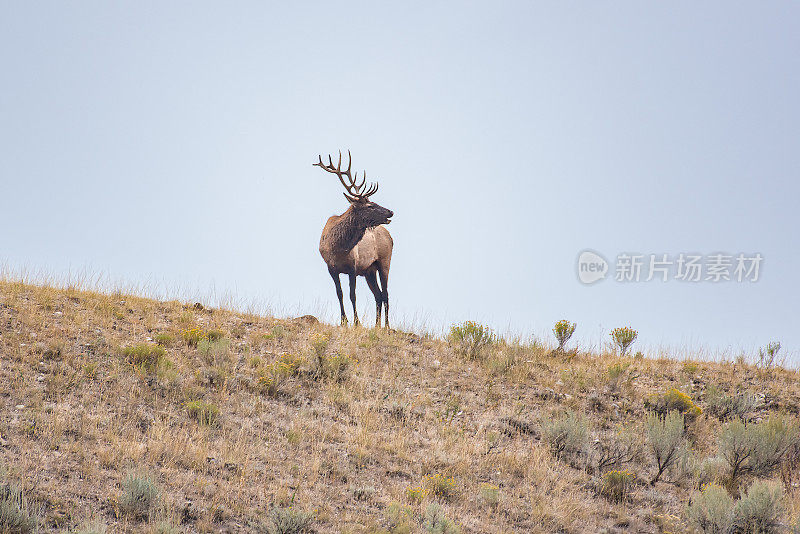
315 151 394 328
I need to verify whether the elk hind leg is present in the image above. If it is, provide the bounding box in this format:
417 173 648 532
378 267 389 329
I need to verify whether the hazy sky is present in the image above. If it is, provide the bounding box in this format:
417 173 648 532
1 3 798 361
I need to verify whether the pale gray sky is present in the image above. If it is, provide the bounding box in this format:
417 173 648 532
1 2 798 360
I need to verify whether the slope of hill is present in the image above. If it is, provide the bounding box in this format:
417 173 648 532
1 280 799 533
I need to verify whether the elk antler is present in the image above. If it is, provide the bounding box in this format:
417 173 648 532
313 150 379 201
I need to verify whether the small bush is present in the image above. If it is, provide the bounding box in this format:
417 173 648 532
311 334 328 358
267 506 314 534
686 483 735 534
185 400 219 426
259 354 304 396
705 386 762 422
553 320 576 351
610 326 638 356
181 327 206 347
757 341 782 370
384 502 414 534
84 362 99 380
478 483 500 508
606 362 631 392
424 503 461 534
486 350 516 375
646 388 702 420
541 410 590 462
646 411 687 485
424 474 458 501
687 480 786 534
682 361 700 375
733 480 784 533
599 469 636 503
405 486 426 504
197 338 230 361
324 353 352 382
206 329 225 342
718 416 799 487
0 484 38 534
448 321 495 361
119 472 160 520
350 485 375 501
696 456 729 487
309 351 353 383
153 333 174 346
121 343 165 369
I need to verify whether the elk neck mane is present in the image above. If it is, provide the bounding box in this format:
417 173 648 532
321 206 367 254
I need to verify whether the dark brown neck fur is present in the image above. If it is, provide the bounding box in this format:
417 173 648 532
323 207 367 254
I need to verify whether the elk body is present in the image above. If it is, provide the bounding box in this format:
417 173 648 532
315 151 393 328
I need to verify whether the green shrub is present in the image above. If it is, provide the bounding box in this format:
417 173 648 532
267 506 314 534
686 483 735 534
206 329 225 342
606 362 631 391
424 474 458 501
324 353 352 382
121 343 165 369
185 400 219 426
405 485 426 504
486 350 516 375
687 480 786 534
0 483 38 534
153 333 174 347
384 502 414 534
705 386 762 422
197 338 230 361
646 411 687 485
733 480 784 533
682 361 700 375
610 326 638 356
757 341 782 370
553 320 576 351
119 471 159 520
257 354 304 396
180 327 205 347
646 388 702 420
696 456 729 487
311 334 328 357
718 416 799 486
424 503 461 534
448 321 495 361
541 410 590 462
478 483 500 508
599 469 636 503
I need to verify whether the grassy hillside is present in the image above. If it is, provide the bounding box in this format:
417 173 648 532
1 280 800 533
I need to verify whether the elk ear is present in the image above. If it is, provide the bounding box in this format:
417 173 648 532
344 193 356 203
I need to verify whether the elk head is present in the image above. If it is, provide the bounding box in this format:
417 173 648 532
314 150 393 228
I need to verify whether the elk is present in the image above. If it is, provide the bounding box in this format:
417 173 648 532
315 151 394 328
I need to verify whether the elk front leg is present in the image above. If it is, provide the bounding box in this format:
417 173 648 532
365 271 383 328
348 273 360 326
329 269 347 326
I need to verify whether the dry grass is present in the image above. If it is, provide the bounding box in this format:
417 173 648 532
2 280 800 533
